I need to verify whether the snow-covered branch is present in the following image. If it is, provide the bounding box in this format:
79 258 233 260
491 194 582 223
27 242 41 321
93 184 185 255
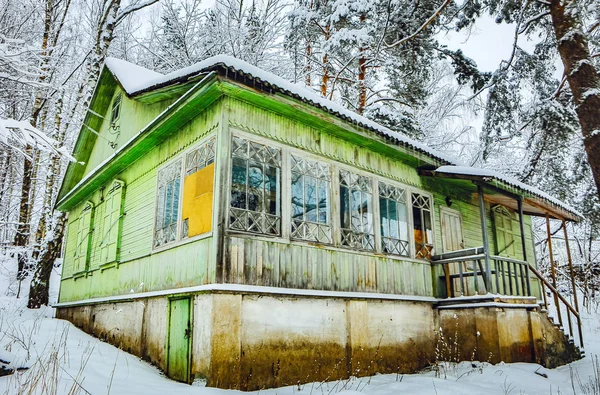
115 0 160 26
385 0 452 49
0 118 75 161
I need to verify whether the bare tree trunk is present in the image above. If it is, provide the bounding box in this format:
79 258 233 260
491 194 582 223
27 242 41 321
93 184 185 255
14 0 54 286
27 212 66 309
320 24 330 97
550 0 600 195
84 0 122 108
14 151 33 286
305 40 312 87
357 14 367 114
34 96 65 252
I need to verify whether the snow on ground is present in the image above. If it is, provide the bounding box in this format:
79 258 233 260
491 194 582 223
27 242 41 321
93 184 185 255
1 259 599 394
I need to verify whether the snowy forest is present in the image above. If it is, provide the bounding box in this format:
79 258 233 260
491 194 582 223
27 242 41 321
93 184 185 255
0 0 599 309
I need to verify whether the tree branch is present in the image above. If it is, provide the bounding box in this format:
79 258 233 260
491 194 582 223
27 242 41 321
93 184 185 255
385 0 452 49
115 0 160 26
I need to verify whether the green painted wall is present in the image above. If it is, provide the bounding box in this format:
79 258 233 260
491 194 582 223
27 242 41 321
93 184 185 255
59 99 222 302
83 87 177 179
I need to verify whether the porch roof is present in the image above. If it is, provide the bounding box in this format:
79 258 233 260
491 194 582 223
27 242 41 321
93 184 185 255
419 165 582 222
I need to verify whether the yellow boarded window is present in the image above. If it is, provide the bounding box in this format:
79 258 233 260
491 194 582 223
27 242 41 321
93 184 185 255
182 137 216 238
74 201 94 273
99 180 125 264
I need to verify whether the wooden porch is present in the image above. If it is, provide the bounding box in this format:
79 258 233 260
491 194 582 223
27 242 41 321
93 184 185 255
422 166 584 350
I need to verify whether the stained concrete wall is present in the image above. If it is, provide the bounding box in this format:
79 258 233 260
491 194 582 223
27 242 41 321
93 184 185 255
437 306 580 368
200 294 436 390
56 291 581 392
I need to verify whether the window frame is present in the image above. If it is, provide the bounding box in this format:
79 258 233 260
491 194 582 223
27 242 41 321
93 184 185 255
410 191 435 259
377 180 411 257
152 135 217 251
226 132 283 237
110 93 122 126
337 167 376 251
289 153 333 244
225 131 436 260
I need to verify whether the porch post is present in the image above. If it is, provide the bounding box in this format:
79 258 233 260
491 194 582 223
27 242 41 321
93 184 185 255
477 184 493 293
517 197 531 295
562 219 581 314
546 214 563 327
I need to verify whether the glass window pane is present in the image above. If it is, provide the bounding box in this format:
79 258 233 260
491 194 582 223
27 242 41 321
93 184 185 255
318 181 328 224
305 176 317 222
388 200 400 239
229 136 281 235
379 197 389 237
265 165 279 215
154 159 182 247
339 170 373 250
413 206 423 244
398 201 408 241
340 185 350 229
423 209 433 244
291 173 304 219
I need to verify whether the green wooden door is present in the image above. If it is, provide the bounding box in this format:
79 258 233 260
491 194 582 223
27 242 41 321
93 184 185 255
167 298 192 383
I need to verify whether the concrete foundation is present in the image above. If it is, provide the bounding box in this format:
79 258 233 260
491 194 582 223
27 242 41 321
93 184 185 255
56 291 581 391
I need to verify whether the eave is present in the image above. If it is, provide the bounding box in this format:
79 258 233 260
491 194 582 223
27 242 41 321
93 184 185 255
56 72 221 211
418 169 582 222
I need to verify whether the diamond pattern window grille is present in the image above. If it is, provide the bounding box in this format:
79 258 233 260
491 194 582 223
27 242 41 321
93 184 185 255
229 136 281 235
186 137 216 175
154 159 182 247
290 155 332 243
379 182 410 256
339 169 374 250
411 192 434 259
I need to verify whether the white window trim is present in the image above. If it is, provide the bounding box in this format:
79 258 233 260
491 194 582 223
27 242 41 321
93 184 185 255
151 134 216 251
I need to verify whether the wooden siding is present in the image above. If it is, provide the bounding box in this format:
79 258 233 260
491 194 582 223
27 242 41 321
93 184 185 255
59 237 213 302
226 98 423 189
83 88 176 179
59 100 222 302
224 236 433 296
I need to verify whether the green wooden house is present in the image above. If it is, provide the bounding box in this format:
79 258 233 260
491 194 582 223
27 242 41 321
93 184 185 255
55 56 583 390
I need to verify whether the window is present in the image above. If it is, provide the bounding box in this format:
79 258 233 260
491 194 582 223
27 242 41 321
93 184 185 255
74 202 94 273
290 155 331 243
492 206 520 258
99 180 125 264
339 169 374 250
379 182 409 256
412 193 434 259
182 138 216 238
229 136 281 235
110 94 122 125
154 159 182 247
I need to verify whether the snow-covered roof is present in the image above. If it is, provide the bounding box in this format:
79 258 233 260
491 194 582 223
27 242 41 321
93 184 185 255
434 166 583 219
104 55 456 165
102 56 582 221
104 57 163 94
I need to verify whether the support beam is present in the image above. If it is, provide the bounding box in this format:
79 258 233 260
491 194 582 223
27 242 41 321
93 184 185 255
517 197 531 295
562 219 583 347
477 184 493 293
546 214 563 327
